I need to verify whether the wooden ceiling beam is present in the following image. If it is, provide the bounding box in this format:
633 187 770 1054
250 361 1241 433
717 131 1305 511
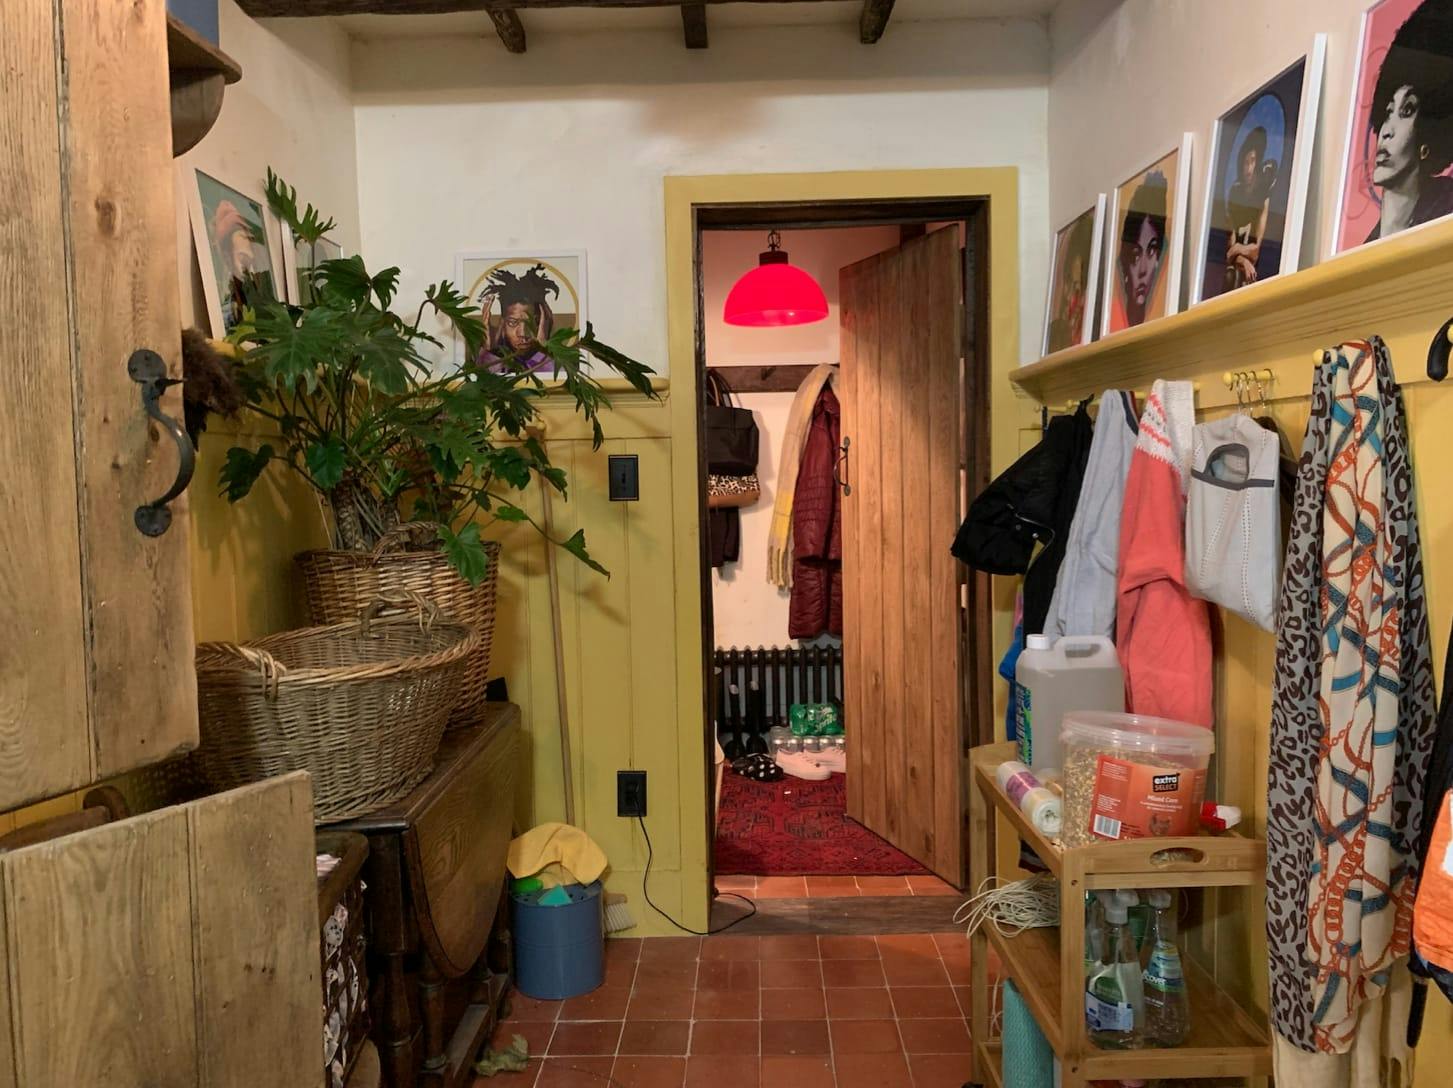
859 0 895 43
237 0 839 17
681 4 708 49
487 7 527 51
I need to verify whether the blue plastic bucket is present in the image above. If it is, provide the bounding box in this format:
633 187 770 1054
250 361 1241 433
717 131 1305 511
511 880 605 1000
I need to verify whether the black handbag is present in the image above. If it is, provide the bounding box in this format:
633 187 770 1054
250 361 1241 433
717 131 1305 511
704 370 759 475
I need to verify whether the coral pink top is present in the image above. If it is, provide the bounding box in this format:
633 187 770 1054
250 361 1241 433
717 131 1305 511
1115 380 1212 727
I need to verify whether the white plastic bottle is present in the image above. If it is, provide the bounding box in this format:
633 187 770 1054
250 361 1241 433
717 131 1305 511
1085 890 1144 1049
1015 635 1125 771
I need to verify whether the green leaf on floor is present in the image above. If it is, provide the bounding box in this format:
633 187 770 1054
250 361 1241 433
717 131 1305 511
473 1033 529 1077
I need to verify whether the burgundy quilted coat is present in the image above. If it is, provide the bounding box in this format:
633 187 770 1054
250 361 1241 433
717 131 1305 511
789 385 843 639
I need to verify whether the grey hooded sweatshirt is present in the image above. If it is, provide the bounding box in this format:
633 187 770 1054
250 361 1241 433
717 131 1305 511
1044 390 1138 640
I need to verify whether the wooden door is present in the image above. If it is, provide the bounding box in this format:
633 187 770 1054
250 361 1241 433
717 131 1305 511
0 774 320 1087
840 228 965 884
1 0 195 811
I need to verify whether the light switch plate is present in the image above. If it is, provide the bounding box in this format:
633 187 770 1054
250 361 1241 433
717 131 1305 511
608 454 639 501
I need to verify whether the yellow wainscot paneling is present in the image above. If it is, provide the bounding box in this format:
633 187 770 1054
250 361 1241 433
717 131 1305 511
485 392 691 933
188 420 331 644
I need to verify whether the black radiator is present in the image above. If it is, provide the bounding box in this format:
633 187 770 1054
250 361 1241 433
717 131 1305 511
711 644 844 733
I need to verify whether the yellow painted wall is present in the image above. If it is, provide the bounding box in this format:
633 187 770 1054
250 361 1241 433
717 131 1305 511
408 168 1023 938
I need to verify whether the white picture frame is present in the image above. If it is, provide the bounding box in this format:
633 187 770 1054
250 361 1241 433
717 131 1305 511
1101 133 1194 337
1041 195 1106 357
184 166 283 339
453 250 589 367
1191 36 1326 306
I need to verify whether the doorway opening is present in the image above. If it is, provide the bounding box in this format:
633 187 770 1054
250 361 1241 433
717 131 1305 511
692 198 994 924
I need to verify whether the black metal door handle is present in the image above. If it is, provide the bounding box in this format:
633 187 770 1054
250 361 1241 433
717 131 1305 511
128 348 195 537
834 436 852 497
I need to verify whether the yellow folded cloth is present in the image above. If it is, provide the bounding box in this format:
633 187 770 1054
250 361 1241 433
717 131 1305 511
507 822 608 887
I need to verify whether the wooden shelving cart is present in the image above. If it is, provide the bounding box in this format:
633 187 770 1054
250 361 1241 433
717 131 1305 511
966 742 1271 1087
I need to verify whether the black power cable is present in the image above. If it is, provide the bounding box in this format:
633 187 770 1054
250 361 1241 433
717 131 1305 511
636 815 757 936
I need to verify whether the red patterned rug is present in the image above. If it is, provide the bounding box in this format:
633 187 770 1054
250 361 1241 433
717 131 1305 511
713 770 929 876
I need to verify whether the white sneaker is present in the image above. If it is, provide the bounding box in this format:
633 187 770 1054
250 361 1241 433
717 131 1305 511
775 750 831 781
812 748 846 774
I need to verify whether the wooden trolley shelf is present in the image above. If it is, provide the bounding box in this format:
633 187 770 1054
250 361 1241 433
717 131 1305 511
967 741 1272 1086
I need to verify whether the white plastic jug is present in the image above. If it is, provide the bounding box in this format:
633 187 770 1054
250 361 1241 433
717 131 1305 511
1014 635 1124 772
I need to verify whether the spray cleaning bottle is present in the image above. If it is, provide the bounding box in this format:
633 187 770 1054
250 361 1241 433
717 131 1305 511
1085 890 1143 1048
1141 890 1189 1046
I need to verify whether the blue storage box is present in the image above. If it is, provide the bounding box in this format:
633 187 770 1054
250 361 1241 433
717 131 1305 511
512 880 604 1000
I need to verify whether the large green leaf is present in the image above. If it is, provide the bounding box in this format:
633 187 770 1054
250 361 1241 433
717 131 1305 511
561 528 609 578
350 322 415 394
314 255 374 307
494 505 528 523
426 281 487 362
438 522 492 585
219 443 274 502
249 304 338 390
371 267 401 309
305 438 346 490
265 169 337 246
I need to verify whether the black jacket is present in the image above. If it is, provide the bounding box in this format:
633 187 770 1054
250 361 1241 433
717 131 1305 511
951 402 1093 635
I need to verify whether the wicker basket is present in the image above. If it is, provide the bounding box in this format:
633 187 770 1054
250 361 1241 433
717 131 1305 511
295 526 500 726
194 596 478 823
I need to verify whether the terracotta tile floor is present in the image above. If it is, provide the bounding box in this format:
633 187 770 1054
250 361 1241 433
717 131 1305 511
481 931 978 1088
714 874 960 898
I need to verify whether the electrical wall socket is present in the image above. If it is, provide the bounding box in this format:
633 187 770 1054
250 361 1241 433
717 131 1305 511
617 770 647 817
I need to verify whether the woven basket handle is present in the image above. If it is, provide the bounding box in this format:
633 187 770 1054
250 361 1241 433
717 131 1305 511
358 592 439 639
368 522 435 561
206 642 288 701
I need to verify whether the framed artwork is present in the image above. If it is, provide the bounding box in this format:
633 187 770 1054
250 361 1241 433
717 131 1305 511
1042 196 1106 355
281 224 344 306
1335 0 1453 254
1193 38 1326 304
454 251 588 370
1102 135 1194 336
185 168 280 337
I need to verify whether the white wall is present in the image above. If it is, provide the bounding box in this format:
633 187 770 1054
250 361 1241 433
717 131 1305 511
1048 0 1381 289
350 18 1052 374
703 225 898 648
175 1 361 328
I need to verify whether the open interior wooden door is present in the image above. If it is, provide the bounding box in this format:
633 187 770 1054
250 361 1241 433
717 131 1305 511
840 227 966 886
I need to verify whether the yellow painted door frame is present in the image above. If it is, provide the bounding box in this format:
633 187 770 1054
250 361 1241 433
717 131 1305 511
664 169 1021 929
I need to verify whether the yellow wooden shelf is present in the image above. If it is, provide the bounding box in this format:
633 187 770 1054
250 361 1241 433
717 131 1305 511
966 742 1271 1087
969 743 1265 890
1012 216 1453 412
983 924 1270 1082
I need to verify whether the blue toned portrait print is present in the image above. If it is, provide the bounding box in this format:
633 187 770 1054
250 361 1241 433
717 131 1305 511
1200 59 1306 301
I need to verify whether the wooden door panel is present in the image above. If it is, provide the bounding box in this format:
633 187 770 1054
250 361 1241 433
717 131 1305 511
841 268 864 819
840 229 964 884
61 0 196 776
927 242 966 882
900 238 936 864
0 0 93 810
0 774 319 1088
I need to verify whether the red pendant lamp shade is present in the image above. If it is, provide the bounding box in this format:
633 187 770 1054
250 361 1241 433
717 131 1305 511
723 231 829 327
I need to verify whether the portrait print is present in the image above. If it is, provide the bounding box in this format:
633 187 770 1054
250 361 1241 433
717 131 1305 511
1042 197 1105 355
1195 43 1323 303
1103 138 1192 335
188 169 278 337
456 251 587 372
1336 0 1453 253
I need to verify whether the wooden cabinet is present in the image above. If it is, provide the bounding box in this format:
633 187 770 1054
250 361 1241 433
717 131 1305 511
0 774 321 1087
1 0 196 811
325 705 521 1088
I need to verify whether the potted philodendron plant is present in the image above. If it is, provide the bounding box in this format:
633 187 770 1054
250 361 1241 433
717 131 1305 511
219 171 656 719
